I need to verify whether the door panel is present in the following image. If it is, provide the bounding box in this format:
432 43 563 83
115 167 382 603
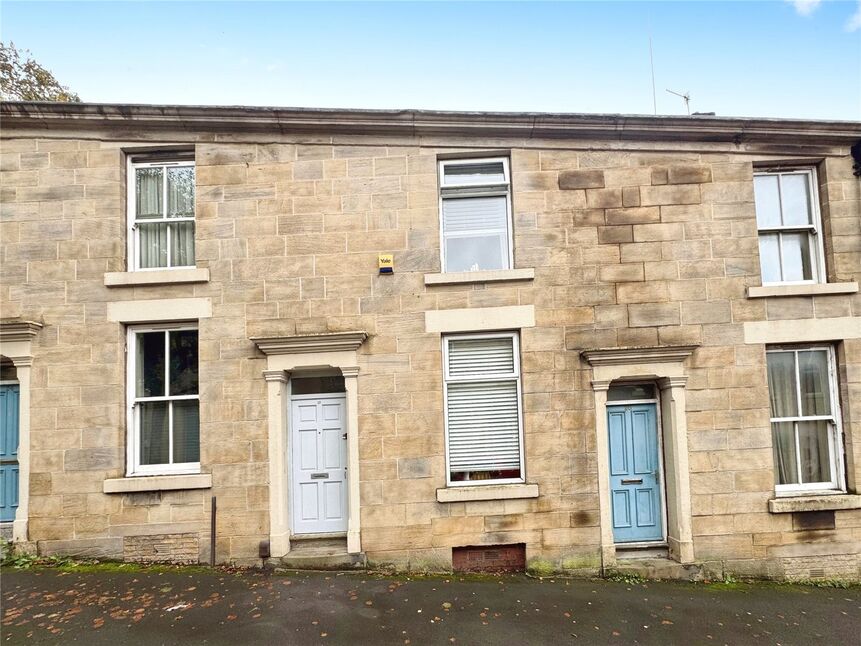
1 385 20 523
291 396 348 534
608 410 628 475
608 403 664 543
612 490 631 528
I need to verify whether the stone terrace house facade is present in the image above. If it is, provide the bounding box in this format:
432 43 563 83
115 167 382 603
1 102 860 580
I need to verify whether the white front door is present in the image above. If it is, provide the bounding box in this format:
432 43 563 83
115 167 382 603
290 395 348 535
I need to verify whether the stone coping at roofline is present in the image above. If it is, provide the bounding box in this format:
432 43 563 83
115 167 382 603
2 101 860 145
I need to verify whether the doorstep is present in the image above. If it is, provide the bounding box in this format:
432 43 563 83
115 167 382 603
608 555 705 582
276 534 366 571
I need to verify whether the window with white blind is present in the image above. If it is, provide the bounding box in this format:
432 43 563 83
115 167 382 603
128 155 196 271
443 332 524 485
766 345 844 494
126 324 200 476
438 158 513 273
754 169 825 285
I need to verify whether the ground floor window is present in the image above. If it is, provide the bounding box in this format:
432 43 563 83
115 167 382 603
443 332 524 485
766 345 844 493
127 324 200 476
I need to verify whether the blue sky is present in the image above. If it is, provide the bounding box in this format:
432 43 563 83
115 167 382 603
2 1 859 120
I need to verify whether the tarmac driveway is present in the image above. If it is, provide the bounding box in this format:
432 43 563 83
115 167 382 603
1 566 858 645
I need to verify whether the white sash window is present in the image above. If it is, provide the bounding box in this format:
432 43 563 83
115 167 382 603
438 158 513 273
766 345 844 494
443 332 524 485
754 169 825 285
127 325 200 476
128 155 196 271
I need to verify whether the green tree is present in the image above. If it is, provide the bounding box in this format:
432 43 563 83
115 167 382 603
0 42 80 102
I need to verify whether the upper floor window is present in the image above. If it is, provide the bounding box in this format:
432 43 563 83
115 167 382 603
438 157 512 273
754 168 824 285
766 345 844 494
127 324 200 476
128 155 195 271
443 332 524 485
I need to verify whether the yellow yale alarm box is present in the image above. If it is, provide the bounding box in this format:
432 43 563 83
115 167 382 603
378 253 393 274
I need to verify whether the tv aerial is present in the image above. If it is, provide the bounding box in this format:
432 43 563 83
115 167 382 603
666 89 691 115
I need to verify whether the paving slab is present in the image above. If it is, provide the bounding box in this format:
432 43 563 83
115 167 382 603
1 566 859 645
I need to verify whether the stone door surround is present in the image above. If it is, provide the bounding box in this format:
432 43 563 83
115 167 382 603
582 346 697 567
0 320 42 544
251 331 367 557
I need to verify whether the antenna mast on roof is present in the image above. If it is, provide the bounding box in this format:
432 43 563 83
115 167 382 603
666 89 691 115
648 35 657 115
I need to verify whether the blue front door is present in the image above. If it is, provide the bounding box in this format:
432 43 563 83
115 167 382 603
0 384 20 523
608 403 663 543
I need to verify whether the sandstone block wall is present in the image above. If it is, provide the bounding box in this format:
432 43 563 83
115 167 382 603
1 128 859 577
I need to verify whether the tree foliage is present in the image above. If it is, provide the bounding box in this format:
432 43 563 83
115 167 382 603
0 42 80 102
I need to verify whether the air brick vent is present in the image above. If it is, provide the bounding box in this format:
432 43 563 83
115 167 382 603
452 543 525 573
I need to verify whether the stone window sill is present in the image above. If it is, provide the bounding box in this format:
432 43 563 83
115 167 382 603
424 268 535 286
436 483 539 503
104 268 210 287
747 282 858 298
104 473 212 494
768 493 861 514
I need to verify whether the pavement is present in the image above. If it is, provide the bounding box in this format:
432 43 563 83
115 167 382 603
1 566 859 645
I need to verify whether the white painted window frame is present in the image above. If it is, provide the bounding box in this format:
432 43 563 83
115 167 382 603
766 344 845 496
126 323 200 477
442 331 525 487
438 157 514 274
754 168 826 286
127 156 196 272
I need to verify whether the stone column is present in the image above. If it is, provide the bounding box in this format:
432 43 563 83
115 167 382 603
659 376 694 564
263 369 290 557
591 379 616 569
342 366 362 555
11 357 32 544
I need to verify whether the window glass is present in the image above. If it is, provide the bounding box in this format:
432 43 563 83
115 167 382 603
173 400 200 463
167 166 195 217
443 195 508 233
170 222 195 267
291 376 345 395
798 350 830 416
169 330 198 396
445 235 505 272
772 421 798 485
136 167 163 219
139 222 168 269
136 332 165 397
766 351 797 418
758 234 781 284
140 401 169 465
781 232 813 282
797 420 831 484
780 174 811 226
607 384 656 401
443 161 506 186
753 175 781 228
